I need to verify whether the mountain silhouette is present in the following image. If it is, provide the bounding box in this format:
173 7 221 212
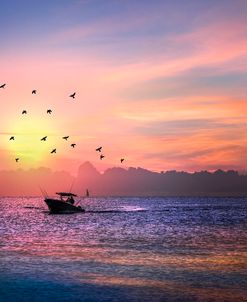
77 161 100 178
0 162 247 196
75 161 101 194
74 163 247 196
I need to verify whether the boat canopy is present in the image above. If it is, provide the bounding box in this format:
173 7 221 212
56 192 77 197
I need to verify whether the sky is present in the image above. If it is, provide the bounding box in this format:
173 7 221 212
0 0 247 175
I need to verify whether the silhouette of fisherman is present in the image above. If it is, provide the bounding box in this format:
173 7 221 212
67 195 75 205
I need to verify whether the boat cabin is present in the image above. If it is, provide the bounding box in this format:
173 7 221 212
56 192 77 204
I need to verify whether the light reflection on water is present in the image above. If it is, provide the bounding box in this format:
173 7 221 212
0 197 246 302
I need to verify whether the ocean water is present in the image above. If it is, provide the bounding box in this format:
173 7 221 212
0 197 246 302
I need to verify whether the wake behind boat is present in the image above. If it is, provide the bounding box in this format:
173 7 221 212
44 192 85 214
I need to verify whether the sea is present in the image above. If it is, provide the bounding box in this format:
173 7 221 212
0 197 246 302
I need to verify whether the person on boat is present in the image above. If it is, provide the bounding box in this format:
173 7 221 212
67 196 75 205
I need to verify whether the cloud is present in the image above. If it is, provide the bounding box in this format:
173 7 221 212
1 1 247 173
122 72 247 101
134 119 237 136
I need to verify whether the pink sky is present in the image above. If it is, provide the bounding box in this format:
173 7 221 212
1 0 247 176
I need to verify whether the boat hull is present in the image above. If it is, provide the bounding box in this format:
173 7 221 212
44 198 85 214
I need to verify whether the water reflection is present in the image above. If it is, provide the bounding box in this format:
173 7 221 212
0 197 246 301
75 273 247 302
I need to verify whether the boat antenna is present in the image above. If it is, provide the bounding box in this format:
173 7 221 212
69 178 75 193
39 186 48 198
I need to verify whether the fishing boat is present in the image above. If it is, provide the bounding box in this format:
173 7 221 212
44 192 85 214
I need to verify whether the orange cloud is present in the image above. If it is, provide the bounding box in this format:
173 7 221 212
1 12 247 175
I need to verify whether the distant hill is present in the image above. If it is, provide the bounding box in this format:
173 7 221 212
0 162 247 196
74 162 247 197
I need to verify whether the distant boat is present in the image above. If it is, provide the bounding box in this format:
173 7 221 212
44 192 85 214
86 189 89 197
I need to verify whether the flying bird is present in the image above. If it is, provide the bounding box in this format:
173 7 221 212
71 143 76 148
47 109 52 114
22 110 27 114
51 149 56 154
32 90 36 94
120 158 124 163
15 158 19 162
96 146 102 152
69 92 76 99
41 136 47 141
100 154 105 160
9 136 15 141
0 83 6 88
62 136 69 140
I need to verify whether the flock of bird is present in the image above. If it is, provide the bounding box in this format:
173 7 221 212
1 83 125 164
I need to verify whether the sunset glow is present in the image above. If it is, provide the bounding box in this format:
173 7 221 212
1 0 247 174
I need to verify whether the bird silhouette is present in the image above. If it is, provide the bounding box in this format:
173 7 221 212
9 136 15 141
51 149 56 154
41 136 47 141
69 92 76 99
32 90 36 94
71 143 76 148
120 158 124 163
62 136 69 140
22 110 27 114
96 146 102 152
100 154 105 160
15 158 19 162
0 83 6 88
47 109 52 114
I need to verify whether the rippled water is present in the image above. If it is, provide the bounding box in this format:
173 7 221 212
0 197 246 302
